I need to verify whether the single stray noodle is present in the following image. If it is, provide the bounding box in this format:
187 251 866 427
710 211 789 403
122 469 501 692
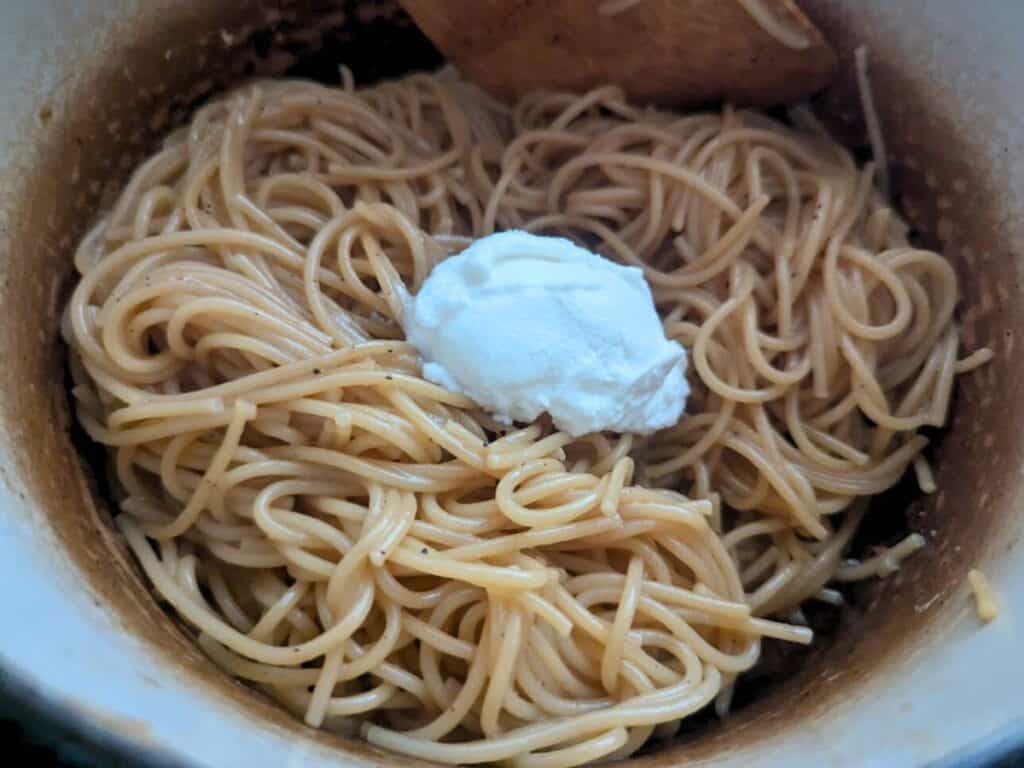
968 569 999 623
600 0 813 52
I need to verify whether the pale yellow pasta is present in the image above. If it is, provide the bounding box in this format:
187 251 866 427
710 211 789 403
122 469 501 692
601 0 814 53
65 69 987 767
968 569 999 623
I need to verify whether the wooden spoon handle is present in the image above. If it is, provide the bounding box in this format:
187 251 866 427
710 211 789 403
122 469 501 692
398 0 835 107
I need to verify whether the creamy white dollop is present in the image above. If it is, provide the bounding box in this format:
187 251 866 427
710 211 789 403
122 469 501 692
403 231 689 437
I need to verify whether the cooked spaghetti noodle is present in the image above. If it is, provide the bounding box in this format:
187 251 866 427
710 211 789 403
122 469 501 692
600 0 813 52
65 69 986 766
968 569 999 623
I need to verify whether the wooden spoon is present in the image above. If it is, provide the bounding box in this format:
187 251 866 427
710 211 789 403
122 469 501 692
397 0 836 108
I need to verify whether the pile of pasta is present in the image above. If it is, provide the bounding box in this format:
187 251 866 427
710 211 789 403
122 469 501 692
65 71 988 766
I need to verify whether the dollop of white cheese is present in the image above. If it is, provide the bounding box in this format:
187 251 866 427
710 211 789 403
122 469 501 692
403 231 689 437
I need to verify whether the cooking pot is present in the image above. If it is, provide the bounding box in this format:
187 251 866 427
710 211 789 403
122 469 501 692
0 1 1021 766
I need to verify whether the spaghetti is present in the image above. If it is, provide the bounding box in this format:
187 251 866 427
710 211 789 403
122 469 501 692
65 70 986 766
600 0 813 52
968 569 999 623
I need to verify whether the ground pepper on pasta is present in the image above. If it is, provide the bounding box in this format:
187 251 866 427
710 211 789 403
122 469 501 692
64 70 989 766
